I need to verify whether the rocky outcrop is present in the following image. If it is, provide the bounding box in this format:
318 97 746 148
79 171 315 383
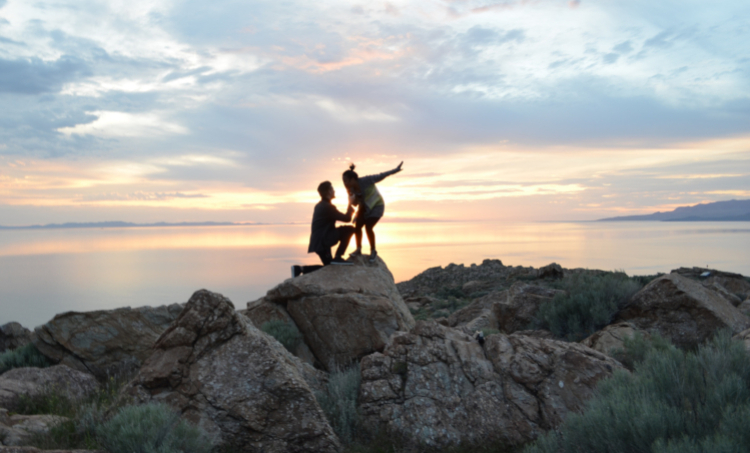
0 365 99 409
581 322 646 356
126 289 339 453
537 263 564 280
241 298 317 366
359 321 622 449
493 283 564 334
0 324 33 353
704 275 750 300
618 274 750 349
33 304 183 380
0 409 68 447
265 256 414 370
396 259 534 299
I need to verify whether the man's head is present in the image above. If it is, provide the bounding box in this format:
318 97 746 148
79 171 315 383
317 181 335 200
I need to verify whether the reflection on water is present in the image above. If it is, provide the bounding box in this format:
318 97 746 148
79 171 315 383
1 221 748 328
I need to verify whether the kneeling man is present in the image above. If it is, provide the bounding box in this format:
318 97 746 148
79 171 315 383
293 181 355 277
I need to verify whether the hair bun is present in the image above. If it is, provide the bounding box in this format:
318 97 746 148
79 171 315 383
349 163 356 171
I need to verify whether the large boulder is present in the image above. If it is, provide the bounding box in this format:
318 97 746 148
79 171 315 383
581 322 647 357
0 365 99 409
493 283 565 334
265 256 415 370
241 298 317 367
359 321 622 449
618 273 750 349
126 290 339 453
33 304 183 379
0 324 33 353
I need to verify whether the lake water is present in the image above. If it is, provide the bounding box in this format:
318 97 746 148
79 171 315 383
1 221 749 329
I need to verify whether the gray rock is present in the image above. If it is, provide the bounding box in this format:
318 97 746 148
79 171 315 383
359 321 622 449
537 263 564 279
126 289 339 453
0 324 33 353
618 273 750 349
266 255 414 370
0 408 68 447
493 283 564 334
0 365 99 410
241 298 318 367
581 322 647 357
33 304 183 379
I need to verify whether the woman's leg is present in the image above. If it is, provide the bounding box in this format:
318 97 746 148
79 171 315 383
365 217 380 254
354 214 364 252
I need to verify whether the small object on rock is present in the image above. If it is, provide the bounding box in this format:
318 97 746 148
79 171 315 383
474 330 485 345
700 271 711 278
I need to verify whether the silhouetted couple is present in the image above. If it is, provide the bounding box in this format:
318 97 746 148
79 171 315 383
291 162 403 278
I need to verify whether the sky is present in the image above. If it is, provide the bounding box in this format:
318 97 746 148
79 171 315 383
0 0 749 226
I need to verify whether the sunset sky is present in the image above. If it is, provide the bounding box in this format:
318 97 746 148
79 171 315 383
1 0 749 226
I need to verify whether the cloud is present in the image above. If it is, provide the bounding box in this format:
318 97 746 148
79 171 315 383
79 191 209 201
0 56 90 94
613 40 633 53
57 111 188 137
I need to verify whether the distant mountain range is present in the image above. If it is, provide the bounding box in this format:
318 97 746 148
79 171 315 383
599 199 750 222
0 221 260 230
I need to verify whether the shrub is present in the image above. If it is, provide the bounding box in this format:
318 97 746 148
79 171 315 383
524 331 750 453
316 365 362 445
20 371 134 449
0 342 52 375
532 272 642 341
261 319 302 353
97 402 213 453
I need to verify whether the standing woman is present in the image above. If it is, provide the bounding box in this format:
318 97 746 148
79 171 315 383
342 161 403 262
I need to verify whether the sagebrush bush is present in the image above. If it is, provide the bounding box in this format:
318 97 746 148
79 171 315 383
21 372 133 449
97 402 213 453
261 319 302 353
524 331 750 453
0 342 51 375
316 365 362 445
533 272 642 341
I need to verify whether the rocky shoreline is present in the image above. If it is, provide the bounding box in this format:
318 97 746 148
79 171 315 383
1 257 749 452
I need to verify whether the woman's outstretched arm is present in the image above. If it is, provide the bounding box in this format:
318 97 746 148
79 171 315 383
361 161 403 184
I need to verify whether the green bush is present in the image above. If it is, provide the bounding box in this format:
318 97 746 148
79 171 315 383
261 319 302 353
316 365 362 445
533 272 642 341
20 371 134 449
97 402 213 453
0 342 52 375
524 331 750 453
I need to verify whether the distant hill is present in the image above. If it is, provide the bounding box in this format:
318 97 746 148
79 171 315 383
599 199 750 221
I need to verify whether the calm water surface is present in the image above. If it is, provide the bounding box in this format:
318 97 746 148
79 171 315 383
1 221 748 328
